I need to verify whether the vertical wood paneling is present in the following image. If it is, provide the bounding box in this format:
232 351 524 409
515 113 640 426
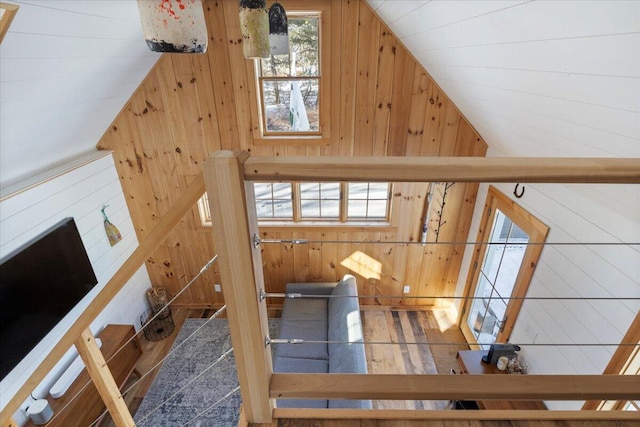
371 25 396 156
222 0 257 151
204 0 238 150
405 71 430 156
97 0 487 308
387 44 416 156
354 4 380 156
335 0 359 156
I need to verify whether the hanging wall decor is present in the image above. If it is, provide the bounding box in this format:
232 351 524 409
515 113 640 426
101 205 122 247
268 3 288 56
239 0 270 58
137 0 208 53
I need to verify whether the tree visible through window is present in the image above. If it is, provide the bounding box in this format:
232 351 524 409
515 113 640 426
258 14 321 134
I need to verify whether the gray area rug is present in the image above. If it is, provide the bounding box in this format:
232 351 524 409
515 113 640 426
135 318 279 427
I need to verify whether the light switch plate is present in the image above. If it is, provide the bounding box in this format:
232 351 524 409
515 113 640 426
214 284 222 292
403 285 410 294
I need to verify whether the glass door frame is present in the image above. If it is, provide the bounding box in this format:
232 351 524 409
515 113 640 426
459 186 549 346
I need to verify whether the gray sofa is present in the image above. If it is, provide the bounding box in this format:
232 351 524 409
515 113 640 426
273 274 372 409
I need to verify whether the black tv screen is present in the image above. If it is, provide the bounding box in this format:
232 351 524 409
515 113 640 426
0 218 98 380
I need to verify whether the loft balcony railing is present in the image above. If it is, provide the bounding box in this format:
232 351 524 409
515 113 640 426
1 152 639 426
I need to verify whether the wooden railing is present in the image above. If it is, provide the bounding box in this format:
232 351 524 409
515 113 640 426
204 152 640 424
2 152 639 426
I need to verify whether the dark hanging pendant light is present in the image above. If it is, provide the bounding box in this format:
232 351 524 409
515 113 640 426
239 0 270 58
137 0 208 53
268 3 289 56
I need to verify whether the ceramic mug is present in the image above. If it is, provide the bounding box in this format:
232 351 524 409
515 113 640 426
497 356 509 371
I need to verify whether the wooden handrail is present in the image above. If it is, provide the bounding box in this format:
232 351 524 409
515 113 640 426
273 408 640 421
270 373 640 401
0 173 205 421
244 156 640 183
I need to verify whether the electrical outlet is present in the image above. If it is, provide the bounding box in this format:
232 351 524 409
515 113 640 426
214 284 222 292
403 285 410 294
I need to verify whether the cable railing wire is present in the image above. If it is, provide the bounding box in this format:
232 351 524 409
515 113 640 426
178 386 241 427
87 304 228 427
266 338 640 348
120 305 227 397
135 347 235 426
261 291 640 301
47 255 219 426
102 254 219 368
256 237 639 246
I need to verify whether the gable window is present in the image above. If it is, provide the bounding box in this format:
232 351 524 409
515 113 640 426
258 14 320 134
251 1 332 141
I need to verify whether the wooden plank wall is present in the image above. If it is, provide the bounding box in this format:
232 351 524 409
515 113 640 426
96 0 487 308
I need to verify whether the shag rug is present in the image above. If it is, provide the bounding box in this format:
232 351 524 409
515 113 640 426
134 318 279 427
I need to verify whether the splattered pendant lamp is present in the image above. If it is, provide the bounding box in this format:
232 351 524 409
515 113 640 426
268 3 288 56
138 0 208 53
239 0 270 58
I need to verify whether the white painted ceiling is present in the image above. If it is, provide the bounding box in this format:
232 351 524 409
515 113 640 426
1 1 638 187
0 0 160 186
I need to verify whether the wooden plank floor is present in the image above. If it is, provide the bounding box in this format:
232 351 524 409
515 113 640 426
361 307 468 410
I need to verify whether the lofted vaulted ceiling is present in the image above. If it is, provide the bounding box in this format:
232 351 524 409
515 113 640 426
1 0 638 187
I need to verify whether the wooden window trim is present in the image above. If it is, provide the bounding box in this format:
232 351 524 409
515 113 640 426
458 185 550 346
249 0 333 144
345 183 392 221
583 311 640 410
196 181 392 228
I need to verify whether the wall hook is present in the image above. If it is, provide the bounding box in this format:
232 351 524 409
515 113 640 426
514 184 525 199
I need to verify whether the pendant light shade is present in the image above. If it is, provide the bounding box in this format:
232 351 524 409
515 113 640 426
137 0 208 53
268 3 289 56
239 0 270 58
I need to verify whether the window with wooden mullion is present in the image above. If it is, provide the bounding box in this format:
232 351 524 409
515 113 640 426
346 183 391 220
297 182 341 221
250 182 391 224
257 13 322 137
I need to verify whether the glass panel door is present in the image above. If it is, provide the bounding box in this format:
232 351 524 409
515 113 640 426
466 209 529 348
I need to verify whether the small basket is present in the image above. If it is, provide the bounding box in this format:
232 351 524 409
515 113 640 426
140 307 175 342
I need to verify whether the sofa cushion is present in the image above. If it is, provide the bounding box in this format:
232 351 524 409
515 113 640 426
327 275 372 409
327 276 367 374
275 297 329 361
273 357 329 408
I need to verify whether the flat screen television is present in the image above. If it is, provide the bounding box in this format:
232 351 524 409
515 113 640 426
0 218 98 380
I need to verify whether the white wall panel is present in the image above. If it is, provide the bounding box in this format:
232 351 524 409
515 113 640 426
0 153 151 417
388 1 526 40
405 1 639 50
0 0 160 185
